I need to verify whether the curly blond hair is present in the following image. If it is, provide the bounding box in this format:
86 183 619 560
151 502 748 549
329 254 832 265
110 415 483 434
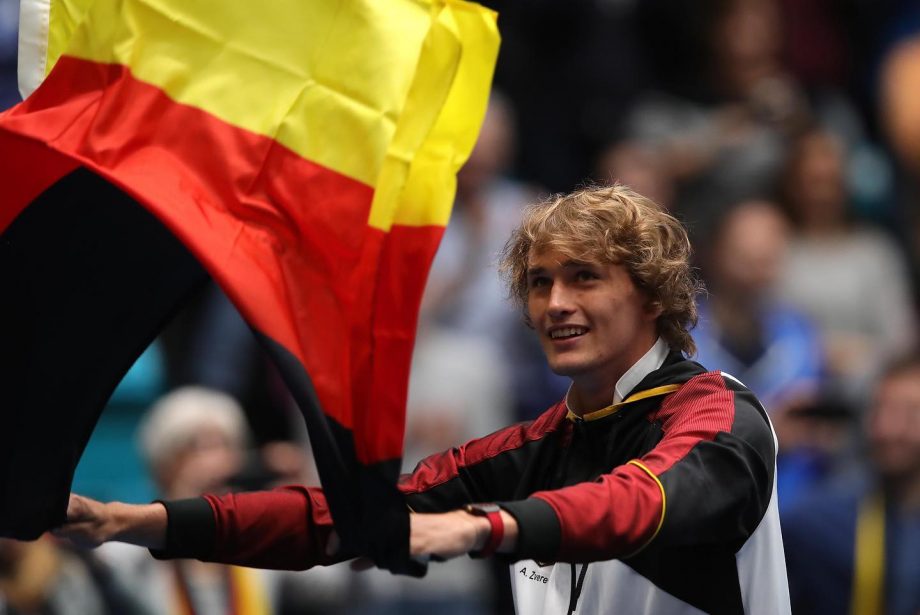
499 185 702 355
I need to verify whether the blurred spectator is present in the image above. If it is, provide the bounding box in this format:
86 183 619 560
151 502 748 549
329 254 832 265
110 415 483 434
772 394 855 511
879 26 920 309
137 387 249 498
96 387 283 615
694 199 824 415
626 0 894 243
0 535 144 615
405 329 513 459
782 354 920 615
626 0 811 237
488 0 651 191
775 0 849 91
594 140 676 212
879 34 920 180
692 198 834 510
777 128 917 401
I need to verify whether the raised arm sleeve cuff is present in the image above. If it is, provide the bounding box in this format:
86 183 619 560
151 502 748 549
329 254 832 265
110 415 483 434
149 497 216 560
499 497 561 561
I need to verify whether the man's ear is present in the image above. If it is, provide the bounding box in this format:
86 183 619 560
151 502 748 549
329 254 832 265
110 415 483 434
645 299 664 321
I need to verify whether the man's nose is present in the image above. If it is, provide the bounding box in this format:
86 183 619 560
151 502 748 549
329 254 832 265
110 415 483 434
547 283 574 317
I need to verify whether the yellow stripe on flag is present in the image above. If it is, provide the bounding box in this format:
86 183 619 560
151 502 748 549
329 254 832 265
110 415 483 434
47 0 93 77
378 2 499 229
28 0 498 230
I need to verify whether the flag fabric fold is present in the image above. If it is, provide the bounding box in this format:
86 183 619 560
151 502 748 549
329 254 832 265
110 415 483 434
0 0 499 574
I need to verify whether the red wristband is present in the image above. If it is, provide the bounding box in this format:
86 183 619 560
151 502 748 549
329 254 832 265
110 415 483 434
465 503 504 558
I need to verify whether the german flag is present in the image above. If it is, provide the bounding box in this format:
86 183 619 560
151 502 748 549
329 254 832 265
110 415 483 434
0 0 498 574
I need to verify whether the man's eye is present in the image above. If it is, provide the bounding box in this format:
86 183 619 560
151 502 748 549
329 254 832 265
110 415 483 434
529 277 549 289
575 270 598 282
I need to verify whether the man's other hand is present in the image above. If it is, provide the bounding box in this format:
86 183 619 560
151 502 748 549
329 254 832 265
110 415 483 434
409 509 517 560
52 493 167 550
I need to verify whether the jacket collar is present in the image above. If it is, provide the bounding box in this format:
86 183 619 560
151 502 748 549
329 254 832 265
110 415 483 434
613 337 670 403
565 337 670 418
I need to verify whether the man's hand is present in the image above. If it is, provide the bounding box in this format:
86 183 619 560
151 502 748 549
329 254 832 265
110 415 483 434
409 509 518 561
52 494 167 550
410 510 485 560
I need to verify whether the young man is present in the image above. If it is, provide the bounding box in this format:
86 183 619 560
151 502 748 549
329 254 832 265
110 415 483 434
57 186 790 614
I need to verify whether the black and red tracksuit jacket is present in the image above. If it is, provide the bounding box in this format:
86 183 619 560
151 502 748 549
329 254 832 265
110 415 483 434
154 352 790 614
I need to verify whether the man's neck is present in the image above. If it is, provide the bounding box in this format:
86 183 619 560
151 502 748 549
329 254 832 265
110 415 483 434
567 337 669 415
568 380 619 415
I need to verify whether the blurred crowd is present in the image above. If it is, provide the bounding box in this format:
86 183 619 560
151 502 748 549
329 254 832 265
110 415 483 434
3 0 920 613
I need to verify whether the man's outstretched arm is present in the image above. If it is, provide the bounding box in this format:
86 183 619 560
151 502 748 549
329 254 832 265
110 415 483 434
54 407 563 568
54 491 519 566
54 486 342 570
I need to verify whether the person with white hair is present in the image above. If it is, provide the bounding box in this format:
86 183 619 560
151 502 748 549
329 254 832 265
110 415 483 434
138 386 249 500
97 386 277 615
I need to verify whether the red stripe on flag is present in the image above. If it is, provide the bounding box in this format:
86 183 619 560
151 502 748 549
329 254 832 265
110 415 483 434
357 223 445 463
0 131 79 234
1 57 438 459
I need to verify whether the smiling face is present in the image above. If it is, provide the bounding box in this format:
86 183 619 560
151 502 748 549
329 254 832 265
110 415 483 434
501 186 700 372
526 247 660 408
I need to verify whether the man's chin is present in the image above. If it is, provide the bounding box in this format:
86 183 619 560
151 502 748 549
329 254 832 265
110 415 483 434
545 359 583 378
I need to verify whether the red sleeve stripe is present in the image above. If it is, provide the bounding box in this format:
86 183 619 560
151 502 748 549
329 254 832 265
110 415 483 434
531 459 665 559
640 372 736 476
205 486 336 569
